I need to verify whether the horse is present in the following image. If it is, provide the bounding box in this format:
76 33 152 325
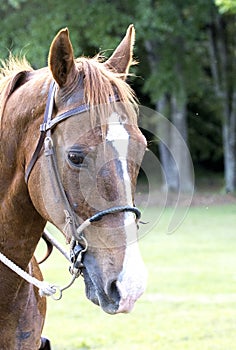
0 25 147 349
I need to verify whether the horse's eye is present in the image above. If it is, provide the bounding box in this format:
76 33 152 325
68 151 85 167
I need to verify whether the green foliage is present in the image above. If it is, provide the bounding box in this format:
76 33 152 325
134 0 212 101
0 0 134 67
0 0 26 10
215 0 236 13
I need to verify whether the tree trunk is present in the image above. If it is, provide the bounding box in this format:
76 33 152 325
170 94 193 192
157 96 179 191
145 39 193 193
223 93 236 192
157 93 194 193
208 9 236 192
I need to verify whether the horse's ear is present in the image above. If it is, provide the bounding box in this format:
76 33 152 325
104 24 135 79
48 28 76 87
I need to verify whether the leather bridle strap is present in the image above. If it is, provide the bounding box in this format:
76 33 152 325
0 78 143 299
90 205 141 222
25 81 56 183
74 205 141 241
25 78 141 243
25 81 119 183
40 103 90 132
25 81 90 183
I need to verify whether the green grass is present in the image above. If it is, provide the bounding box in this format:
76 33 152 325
36 204 236 350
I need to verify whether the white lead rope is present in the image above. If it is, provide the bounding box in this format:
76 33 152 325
0 251 57 297
0 226 86 299
0 221 90 299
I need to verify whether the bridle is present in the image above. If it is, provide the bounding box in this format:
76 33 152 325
25 80 141 273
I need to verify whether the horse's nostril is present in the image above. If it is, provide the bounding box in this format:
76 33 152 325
110 280 117 292
106 280 120 301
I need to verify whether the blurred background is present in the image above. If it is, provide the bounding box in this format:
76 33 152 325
1 0 236 195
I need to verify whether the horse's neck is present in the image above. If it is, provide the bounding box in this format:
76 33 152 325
0 73 47 337
0 170 45 265
0 172 45 309
0 71 47 265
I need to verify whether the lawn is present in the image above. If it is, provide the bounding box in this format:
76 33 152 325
36 203 236 350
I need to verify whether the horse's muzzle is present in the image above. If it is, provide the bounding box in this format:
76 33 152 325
82 242 147 314
83 266 120 314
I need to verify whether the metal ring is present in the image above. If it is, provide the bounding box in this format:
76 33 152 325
79 234 88 253
50 286 63 301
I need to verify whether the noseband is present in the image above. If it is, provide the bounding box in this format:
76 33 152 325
25 80 141 267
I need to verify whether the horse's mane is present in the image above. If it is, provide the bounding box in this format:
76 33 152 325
0 55 33 119
0 55 32 90
0 55 138 132
0 54 32 75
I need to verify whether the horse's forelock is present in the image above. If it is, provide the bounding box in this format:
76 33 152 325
75 57 138 138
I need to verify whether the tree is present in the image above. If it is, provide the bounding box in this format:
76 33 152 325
0 0 129 67
135 0 236 192
133 0 211 192
207 5 236 192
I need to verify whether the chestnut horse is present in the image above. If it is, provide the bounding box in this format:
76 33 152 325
0 25 147 349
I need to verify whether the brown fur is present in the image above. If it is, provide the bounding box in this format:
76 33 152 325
0 25 146 349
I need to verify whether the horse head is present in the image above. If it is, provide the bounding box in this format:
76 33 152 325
28 26 147 314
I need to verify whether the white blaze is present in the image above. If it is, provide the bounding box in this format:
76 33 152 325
106 113 147 313
106 112 132 205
